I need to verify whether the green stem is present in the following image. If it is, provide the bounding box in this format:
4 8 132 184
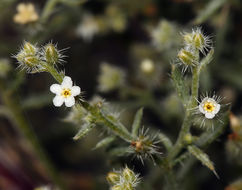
42 62 64 83
40 0 60 23
168 64 200 161
0 81 67 190
191 66 199 107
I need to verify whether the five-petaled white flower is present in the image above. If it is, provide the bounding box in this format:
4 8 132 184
199 97 220 119
50 76 80 107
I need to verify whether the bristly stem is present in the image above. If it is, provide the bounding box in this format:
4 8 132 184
168 51 200 161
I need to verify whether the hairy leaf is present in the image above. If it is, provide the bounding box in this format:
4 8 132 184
94 136 116 150
73 123 95 140
132 107 143 137
171 64 189 106
188 145 218 178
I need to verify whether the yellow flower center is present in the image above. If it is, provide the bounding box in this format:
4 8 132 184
203 102 215 112
61 88 71 98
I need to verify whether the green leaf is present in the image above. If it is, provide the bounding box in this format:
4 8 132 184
93 136 116 150
188 145 218 178
198 49 214 74
131 107 143 137
100 110 133 142
158 132 173 151
193 0 227 24
171 64 189 106
73 123 95 141
109 147 131 156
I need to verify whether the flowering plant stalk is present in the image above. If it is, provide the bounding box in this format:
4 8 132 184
13 27 230 190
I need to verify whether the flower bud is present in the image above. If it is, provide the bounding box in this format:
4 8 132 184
23 42 37 55
183 33 193 45
24 55 40 67
124 182 134 190
44 44 59 64
111 185 122 190
193 33 205 50
184 133 193 144
122 167 136 182
106 172 120 185
178 49 196 66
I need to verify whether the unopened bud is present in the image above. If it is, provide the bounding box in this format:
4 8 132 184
183 33 193 44
24 56 39 67
45 44 59 64
106 172 120 185
122 167 136 182
111 185 122 190
193 33 205 50
124 182 134 190
23 42 36 55
178 49 196 66
184 133 193 144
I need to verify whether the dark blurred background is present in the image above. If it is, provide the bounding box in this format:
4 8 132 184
0 0 242 189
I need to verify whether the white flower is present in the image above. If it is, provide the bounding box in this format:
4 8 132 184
198 97 220 119
76 14 99 42
50 76 80 107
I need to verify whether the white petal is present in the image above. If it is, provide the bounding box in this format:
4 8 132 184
199 104 205 114
61 76 73 88
64 96 75 107
53 95 64 107
214 104 221 114
71 86 81 96
205 112 215 119
50 84 62 94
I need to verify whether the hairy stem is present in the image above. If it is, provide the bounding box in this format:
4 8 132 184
168 62 200 160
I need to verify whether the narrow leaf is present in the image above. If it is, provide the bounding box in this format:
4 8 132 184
193 0 227 24
198 49 214 74
73 123 95 141
158 132 173 151
93 136 116 150
109 147 131 156
171 64 189 106
188 145 219 178
131 107 143 137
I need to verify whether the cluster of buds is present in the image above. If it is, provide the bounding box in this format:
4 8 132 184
14 41 63 73
177 27 212 72
130 128 161 164
226 114 242 164
106 166 140 190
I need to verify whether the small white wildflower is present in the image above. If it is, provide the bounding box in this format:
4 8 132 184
76 14 99 42
50 76 81 107
198 97 221 119
13 3 39 25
